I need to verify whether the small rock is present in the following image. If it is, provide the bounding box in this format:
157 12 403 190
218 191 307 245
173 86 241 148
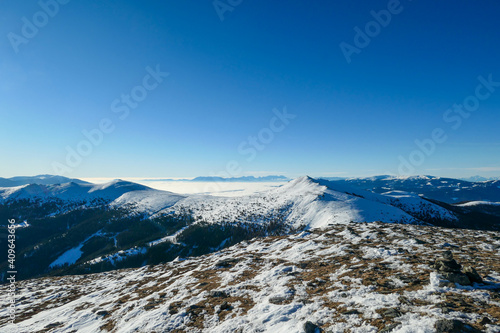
435 319 480 333
269 296 287 304
220 301 231 311
96 310 109 317
478 317 492 325
297 297 314 305
215 258 239 268
298 262 309 269
168 304 178 315
341 309 360 315
379 323 400 333
463 265 483 284
383 308 402 318
303 321 323 333
210 290 229 298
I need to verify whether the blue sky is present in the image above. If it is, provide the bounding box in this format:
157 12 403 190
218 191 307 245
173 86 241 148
1 0 499 179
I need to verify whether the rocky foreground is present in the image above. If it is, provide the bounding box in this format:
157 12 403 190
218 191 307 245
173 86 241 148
1 222 500 333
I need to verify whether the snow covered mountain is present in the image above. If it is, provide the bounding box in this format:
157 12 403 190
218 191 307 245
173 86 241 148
2 175 499 282
0 175 90 187
142 175 291 182
0 176 465 282
190 175 291 182
331 175 500 204
166 176 457 229
460 175 500 182
0 180 185 214
0 176 456 227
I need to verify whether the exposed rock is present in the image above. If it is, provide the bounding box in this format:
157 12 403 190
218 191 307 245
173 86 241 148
220 301 231 311
96 310 109 317
341 309 360 315
433 251 482 286
414 238 427 245
434 251 462 273
303 321 322 333
210 290 229 298
435 258 462 272
269 296 287 304
478 317 492 326
168 304 178 315
383 308 402 318
463 266 483 284
44 322 62 329
215 258 240 268
435 319 481 333
441 272 471 286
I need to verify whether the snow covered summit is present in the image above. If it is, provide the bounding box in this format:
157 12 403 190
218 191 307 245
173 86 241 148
168 176 456 230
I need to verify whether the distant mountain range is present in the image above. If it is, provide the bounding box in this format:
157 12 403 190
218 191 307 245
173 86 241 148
327 175 500 204
459 175 500 182
142 175 291 182
0 175 90 187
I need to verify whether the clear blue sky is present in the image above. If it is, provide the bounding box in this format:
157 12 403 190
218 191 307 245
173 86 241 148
1 0 499 179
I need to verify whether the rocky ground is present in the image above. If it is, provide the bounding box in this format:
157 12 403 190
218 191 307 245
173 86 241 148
1 222 500 332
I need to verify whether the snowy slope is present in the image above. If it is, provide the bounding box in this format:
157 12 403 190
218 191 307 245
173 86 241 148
0 180 185 214
164 176 456 229
2 222 499 333
110 190 186 214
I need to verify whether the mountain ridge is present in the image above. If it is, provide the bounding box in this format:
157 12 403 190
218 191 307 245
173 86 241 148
0 175 90 187
0 175 475 282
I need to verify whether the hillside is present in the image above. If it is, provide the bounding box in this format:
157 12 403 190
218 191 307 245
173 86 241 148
0 175 90 187
332 176 500 204
1 222 499 332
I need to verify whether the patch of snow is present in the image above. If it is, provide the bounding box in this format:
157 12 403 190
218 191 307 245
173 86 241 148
457 201 500 207
49 244 84 268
